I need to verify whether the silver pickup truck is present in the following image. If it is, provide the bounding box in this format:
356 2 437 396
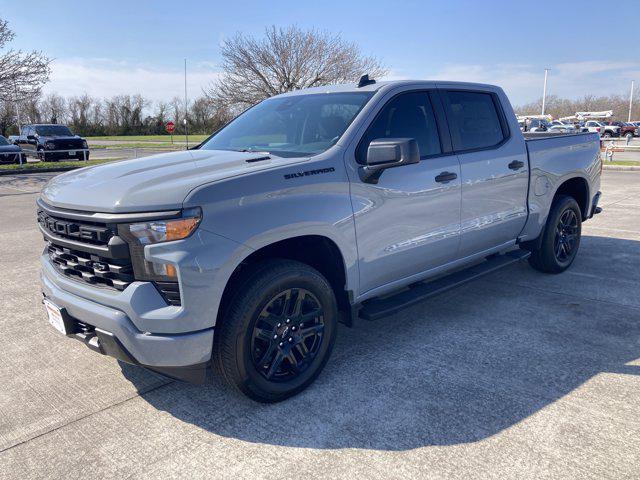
38 78 602 402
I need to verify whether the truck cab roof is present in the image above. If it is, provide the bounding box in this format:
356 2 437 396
275 79 502 97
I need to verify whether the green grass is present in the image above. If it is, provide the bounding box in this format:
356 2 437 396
607 160 640 166
96 143 187 149
86 134 209 143
0 158 124 171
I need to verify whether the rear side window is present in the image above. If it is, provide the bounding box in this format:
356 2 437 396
357 91 442 163
443 91 506 152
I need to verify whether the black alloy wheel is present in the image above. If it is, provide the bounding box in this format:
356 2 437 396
526 195 582 274
251 288 325 382
213 259 338 402
554 209 579 263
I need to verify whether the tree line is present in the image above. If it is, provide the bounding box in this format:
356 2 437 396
0 92 231 137
514 92 639 122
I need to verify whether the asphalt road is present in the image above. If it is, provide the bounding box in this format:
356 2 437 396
1 171 639 479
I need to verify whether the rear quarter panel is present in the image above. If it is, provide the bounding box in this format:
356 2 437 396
520 133 601 241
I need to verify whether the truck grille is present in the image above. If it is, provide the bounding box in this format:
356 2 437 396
39 202 182 306
48 243 134 290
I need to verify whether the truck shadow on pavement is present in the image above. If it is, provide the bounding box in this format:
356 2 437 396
121 234 640 450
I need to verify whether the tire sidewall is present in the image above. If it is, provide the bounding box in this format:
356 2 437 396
231 266 338 401
544 196 582 271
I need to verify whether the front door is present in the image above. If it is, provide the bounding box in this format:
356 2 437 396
348 90 462 295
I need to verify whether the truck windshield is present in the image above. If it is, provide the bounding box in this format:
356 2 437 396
201 92 373 158
35 125 73 136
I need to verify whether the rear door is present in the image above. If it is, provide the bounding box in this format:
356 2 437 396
347 89 462 295
439 88 528 258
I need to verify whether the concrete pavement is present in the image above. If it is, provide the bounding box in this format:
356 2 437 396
0 171 639 479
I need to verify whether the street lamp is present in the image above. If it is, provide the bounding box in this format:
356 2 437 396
541 68 550 116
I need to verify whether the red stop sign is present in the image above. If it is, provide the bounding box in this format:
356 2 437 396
165 121 176 133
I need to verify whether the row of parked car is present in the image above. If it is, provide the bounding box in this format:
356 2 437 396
0 124 89 164
521 118 640 139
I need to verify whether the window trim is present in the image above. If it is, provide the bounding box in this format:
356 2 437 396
440 89 511 155
355 89 450 164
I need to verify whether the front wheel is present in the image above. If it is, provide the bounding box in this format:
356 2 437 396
527 195 582 273
213 260 338 402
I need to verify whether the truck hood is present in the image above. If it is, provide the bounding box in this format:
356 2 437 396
41 149 300 213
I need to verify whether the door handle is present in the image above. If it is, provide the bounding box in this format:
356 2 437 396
435 171 458 183
508 160 525 170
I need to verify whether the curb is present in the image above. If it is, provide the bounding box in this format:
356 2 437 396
602 165 640 171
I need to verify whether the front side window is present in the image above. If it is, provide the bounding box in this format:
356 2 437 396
443 91 506 152
201 92 373 158
357 91 442 163
0 136 8 146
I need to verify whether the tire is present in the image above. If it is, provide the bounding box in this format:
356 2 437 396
603 132 611 139
625 132 633 141
76 154 89 161
528 195 582 274
37 148 47 162
213 259 338 402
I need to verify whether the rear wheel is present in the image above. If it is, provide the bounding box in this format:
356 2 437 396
213 260 338 402
603 132 611 138
528 195 582 273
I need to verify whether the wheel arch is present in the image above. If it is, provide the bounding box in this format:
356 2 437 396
553 175 590 220
216 234 354 329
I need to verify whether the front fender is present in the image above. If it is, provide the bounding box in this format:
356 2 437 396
184 156 359 301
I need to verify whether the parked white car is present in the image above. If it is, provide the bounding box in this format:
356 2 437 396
583 121 620 138
548 120 577 133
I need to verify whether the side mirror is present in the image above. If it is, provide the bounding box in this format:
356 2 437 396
359 138 420 184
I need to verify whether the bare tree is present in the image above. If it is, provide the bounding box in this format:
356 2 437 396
0 100 15 136
0 18 51 102
40 93 67 124
207 25 386 110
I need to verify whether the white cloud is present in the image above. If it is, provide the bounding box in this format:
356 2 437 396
382 61 640 105
43 58 223 103
44 58 638 108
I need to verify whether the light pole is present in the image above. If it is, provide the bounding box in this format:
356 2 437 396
184 58 189 149
629 80 635 123
541 68 550 116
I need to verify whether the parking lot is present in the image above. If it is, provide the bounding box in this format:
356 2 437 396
1 171 639 479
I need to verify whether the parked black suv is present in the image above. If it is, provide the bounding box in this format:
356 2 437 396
14 124 89 161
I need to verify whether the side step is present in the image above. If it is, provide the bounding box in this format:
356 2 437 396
359 249 531 321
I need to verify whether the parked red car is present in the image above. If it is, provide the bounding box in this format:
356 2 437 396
604 122 636 139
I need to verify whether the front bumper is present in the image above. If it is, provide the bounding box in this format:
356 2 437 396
41 263 213 383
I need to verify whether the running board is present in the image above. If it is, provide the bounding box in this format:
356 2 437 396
359 249 531 321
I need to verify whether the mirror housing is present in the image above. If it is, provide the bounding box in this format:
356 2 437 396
359 138 420 184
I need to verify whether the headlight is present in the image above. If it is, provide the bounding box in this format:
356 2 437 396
45 141 55 149
118 207 201 282
126 209 201 245
82 140 88 149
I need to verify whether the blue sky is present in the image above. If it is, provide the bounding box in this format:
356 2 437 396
1 0 638 105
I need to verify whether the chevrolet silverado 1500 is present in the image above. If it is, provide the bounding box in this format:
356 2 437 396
38 78 602 402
